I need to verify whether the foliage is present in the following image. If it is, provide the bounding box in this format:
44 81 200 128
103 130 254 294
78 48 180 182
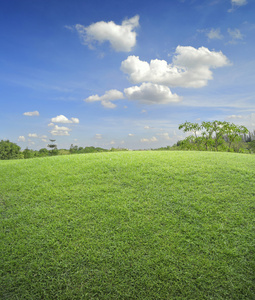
70 144 109 154
0 140 21 160
0 151 254 299
47 139 58 156
178 120 249 152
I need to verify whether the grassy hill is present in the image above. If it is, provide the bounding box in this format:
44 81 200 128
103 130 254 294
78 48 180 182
1 151 254 299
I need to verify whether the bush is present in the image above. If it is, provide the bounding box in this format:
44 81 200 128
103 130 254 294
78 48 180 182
0 140 21 160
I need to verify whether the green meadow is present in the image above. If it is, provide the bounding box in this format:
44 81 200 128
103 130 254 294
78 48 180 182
1 151 254 299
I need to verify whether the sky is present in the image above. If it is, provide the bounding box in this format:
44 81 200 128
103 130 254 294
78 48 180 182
1 0 254 150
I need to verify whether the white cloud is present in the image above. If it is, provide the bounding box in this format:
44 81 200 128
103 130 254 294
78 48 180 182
28 133 38 138
128 133 134 136
75 15 139 52
23 111 39 116
231 0 247 6
51 115 79 124
121 46 230 88
124 82 181 104
95 134 103 139
101 101 117 109
228 0 247 12
18 136 26 142
207 28 224 40
48 123 55 127
144 126 151 129
71 117 79 124
50 125 71 136
85 89 124 108
157 132 171 140
227 115 243 119
40 135 47 139
41 139 47 142
228 28 244 40
141 136 158 142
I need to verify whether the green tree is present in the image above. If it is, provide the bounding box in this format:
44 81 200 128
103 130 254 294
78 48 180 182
47 139 58 156
0 140 21 160
23 147 34 159
178 120 249 152
39 148 49 157
224 123 249 151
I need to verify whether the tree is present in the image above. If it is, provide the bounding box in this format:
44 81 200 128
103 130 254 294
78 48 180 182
39 148 49 157
178 121 201 138
0 140 21 160
178 120 249 152
224 123 249 151
47 139 58 156
199 121 214 150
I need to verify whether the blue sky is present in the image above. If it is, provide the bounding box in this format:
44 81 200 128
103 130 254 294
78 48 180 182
1 0 254 150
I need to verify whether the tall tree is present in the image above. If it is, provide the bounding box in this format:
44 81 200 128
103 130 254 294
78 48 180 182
47 139 58 156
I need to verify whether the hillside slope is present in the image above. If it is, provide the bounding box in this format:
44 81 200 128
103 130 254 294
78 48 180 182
1 151 254 299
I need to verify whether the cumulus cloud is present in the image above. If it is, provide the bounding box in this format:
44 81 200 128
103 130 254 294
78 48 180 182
23 111 39 116
70 117 79 124
51 115 79 124
18 136 26 142
121 46 230 88
124 82 181 104
75 15 139 52
85 89 124 108
128 133 135 136
141 136 158 143
207 28 224 40
28 133 38 138
50 125 71 136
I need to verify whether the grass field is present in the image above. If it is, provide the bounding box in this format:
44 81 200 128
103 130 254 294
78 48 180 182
1 151 254 299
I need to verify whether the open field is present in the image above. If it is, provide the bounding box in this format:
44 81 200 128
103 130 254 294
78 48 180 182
1 151 254 299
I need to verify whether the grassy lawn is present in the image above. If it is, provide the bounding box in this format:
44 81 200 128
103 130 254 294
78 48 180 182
0 151 254 299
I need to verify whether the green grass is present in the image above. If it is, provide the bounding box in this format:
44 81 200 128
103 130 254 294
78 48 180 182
1 151 254 299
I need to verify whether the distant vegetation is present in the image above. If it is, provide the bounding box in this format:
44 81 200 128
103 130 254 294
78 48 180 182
1 121 254 160
156 120 255 154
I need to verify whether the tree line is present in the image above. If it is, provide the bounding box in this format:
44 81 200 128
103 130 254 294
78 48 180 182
1 120 255 160
155 120 255 153
0 139 126 160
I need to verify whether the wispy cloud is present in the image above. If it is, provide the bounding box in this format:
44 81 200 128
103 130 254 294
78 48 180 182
207 28 224 40
141 136 158 143
227 28 244 43
228 0 247 12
